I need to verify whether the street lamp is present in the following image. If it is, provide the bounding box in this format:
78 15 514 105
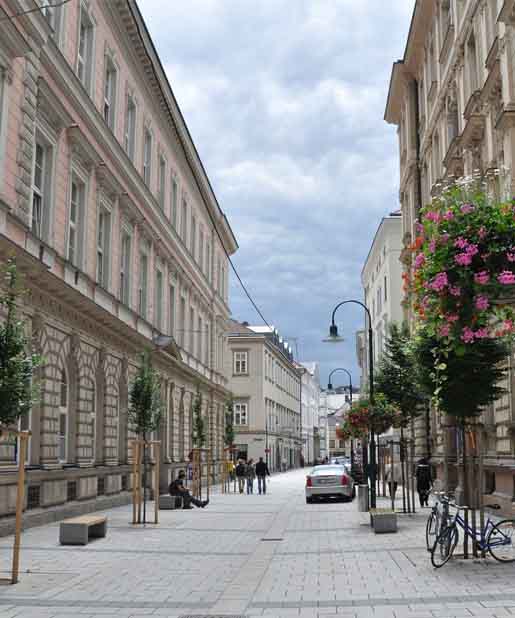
324 299 376 509
327 367 354 468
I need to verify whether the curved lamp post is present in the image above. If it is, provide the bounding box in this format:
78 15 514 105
324 300 376 509
327 367 354 468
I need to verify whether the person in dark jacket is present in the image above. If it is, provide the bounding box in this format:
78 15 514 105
255 457 270 495
416 457 433 507
169 470 208 509
235 460 246 493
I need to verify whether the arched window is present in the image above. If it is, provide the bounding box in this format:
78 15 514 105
58 369 68 462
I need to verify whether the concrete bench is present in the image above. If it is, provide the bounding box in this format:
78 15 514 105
370 509 397 534
59 515 108 545
159 495 183 510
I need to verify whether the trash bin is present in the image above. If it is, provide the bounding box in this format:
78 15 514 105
357 484 369 512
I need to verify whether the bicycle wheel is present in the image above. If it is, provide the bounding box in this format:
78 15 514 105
426 510 439 551
431 525 458 568
487 519 515 563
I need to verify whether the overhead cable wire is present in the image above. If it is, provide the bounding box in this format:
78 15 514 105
0 0 72 23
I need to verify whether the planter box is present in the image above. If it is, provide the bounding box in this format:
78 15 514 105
370 508 397 534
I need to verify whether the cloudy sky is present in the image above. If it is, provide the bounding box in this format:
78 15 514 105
141 0 415 387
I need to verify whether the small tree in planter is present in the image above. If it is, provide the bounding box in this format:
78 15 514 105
191 392 205 448
224 398 235 450
128 351 162 524
406 179 515 504
0 258 41 584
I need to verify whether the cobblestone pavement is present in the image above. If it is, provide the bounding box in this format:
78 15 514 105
1 469 515 618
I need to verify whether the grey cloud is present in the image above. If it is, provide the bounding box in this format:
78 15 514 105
141 0 414 384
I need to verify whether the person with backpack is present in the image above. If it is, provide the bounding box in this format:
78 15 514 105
246 459 256 494
255 457 270 495
235 460 246 494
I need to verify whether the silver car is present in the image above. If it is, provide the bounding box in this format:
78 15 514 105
305 464 355 503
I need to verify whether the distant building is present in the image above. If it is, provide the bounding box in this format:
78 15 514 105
298 362 321 466
359 214 403 390
225 321 302 471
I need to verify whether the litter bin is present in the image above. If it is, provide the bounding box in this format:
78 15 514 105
357 484 369 512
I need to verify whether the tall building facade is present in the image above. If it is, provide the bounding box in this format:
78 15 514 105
0 0 237 523
299 362 321 466
385 0 515 510
359 213 403 390
225 321 302 471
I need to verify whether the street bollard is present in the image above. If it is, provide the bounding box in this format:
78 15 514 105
358 484 369 512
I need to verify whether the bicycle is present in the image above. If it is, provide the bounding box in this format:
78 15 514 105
425 491 451 551
431 502 515 567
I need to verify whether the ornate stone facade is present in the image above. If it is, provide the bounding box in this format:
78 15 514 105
0 0 237 527
385 0 515 511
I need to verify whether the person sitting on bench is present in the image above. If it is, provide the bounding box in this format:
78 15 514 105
169 470 208 509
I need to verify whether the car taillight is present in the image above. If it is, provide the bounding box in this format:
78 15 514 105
306 477 312 487
341 475 348 486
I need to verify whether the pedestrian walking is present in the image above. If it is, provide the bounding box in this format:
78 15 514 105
416 457 432 507
255 457 270 494
385 459 401 500
235 460 246 494
246 459 256 494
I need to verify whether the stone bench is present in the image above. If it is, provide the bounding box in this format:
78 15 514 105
59 514 108 545
159 495 183 510
370 509 397 534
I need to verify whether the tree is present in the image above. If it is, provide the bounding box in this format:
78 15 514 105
224 399 234 448
128 351 162 523
0 258 41 430
375 322 423 428
191 392 205 448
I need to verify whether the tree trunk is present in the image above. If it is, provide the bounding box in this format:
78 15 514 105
142 431 147 524
400 427 407 514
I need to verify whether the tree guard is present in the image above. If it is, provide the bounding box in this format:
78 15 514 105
130 439 161 525
191 447 211 500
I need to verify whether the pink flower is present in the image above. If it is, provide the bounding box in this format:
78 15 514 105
466 243 479 256
415 222 425 234
414 253 425 269
449 285 461 297
474 271 490 285
507 252 515 262
425 211 441 223
429 272 449 292
428 240 437 254
443 210 454 221
454 237 469 249
446 314 459 323
461 327 475 343
438 324 451 337
440 233 450 244
475 327 489 339
503 320 514 332
498 271 515 285
478 226 487 239
460 203 475 214
475 295 489 311
455 252 473 266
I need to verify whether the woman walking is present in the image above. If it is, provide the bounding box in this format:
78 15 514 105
416 457 432 507
246 459 256 494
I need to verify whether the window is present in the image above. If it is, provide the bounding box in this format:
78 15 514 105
143 129 152 186
170 177 178 228
124 95 136 161
168 285 175 336
179 297 186 347
217 257 221 294
158 155 166 210
197 316 202 360
189 307 194 353
42 1 62 42
384 276 387 302
68 175 85 267
155 269 163 330
58 369 68 463
199 230 204 271
190 215 196 257
204 322 209 366
181 199 187 242
103 57 116 129
234 402 248 425
120 232 131 305
96 206 111 288
138 249 148 319
233 351 248 375
31 138 52 240
77 6 94 92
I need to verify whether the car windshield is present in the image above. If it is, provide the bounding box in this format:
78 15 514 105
310 465 345 475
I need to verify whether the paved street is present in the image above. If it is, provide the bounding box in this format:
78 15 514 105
1 469 515 618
